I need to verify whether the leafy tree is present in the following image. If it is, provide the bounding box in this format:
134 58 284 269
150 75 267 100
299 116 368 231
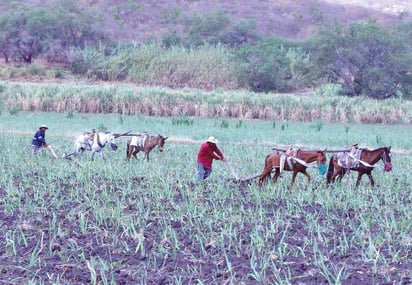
0 13 17 63
182 11 229 47
167 11 261 49
233 38 293 92
218 19 261 48
0 0 108 63
310 21 412 98
19 8 56 63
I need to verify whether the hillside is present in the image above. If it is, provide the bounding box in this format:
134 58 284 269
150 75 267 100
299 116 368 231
2 0 412 42
93 0 412 41
95 0 412 40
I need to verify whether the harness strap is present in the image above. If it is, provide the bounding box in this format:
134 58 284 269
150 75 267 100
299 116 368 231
347 153 376 167
291 156 311 167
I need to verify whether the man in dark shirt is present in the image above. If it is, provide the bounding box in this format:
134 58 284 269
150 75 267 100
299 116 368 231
31 124 48 155
196 136 226 181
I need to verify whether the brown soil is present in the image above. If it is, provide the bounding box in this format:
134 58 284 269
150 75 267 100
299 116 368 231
0 177 410 284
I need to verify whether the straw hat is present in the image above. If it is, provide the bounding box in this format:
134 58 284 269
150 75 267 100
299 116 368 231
39 124 48 129
206 136 218 144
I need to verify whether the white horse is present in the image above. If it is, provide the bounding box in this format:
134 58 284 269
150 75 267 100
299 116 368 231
73 132 118 160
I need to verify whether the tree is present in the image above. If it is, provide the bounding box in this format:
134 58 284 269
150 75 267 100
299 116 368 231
0 13 17 63
182 11 230 47
0 0 108 64
17 8 54 63
233 38 293 92
218 19 261 48
310 21 412 98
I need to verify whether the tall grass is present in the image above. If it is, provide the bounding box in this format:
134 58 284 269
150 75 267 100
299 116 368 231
108 42 239 89
1 81 412 123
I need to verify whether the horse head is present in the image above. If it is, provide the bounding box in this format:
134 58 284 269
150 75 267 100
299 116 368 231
157 134 168 152
108 133 118 151
97 132 118 151
382 146 392 172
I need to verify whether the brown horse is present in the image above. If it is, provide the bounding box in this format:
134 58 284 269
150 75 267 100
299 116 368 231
326 146 392 187
126 134 168 161
258 149 327 189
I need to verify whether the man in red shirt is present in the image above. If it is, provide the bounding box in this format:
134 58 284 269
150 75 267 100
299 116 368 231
197 136 226 181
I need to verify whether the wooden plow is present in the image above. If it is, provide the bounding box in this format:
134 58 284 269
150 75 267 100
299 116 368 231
224 159 261 184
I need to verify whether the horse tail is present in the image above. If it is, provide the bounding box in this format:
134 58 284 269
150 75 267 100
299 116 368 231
258 154 273 186
326 155 334 183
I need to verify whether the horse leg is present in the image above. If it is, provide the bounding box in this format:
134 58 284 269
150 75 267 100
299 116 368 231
302 170 311 189
128 146 136 160
75 148 83 160
355 172 364 187
126 145 132 160
289 171 299 189
90 151 95 161
258 167 272 187
132 149 139 160
73 146 80 159
272 169 280 184
333 167 346 183
145 150 150 161
367 173 375 188
330 172 337 183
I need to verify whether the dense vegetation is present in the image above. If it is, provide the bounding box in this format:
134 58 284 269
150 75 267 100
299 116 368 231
1 0 412 99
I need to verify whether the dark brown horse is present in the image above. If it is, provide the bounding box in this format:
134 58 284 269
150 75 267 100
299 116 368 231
126 134 168 161
326 146 392 187
258 149 327 189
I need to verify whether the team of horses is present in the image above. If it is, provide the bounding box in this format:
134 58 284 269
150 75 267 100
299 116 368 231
65 131 168 162
64 130 392 188
257 146 392 189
